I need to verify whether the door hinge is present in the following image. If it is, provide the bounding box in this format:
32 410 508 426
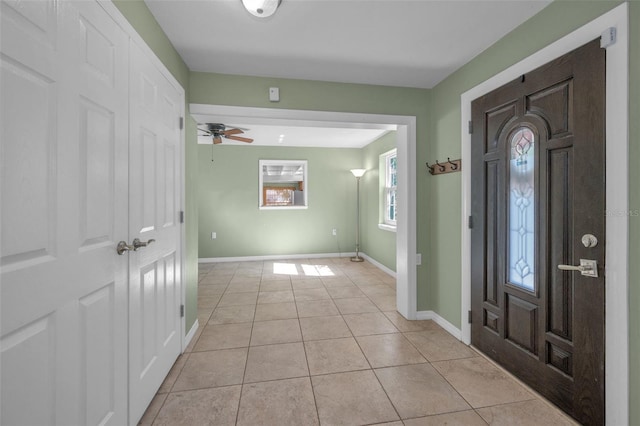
468 310 472 324
468 120 473 134
468 215 473 229
600 27 617 48
179 210 184 223
179 116 184 130
180 304 185 318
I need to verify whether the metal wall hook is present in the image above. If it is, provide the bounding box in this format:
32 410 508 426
447 157 458 170
435 160 446 172
426 162 435 175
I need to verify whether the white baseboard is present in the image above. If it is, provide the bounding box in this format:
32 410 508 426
184 319 199 351
199 252 356 263
360 253 397 278
416 310 462 340
199 252 397 278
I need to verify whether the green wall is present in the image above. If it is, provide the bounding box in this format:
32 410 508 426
427 1 638 422
112 0 199 333
198 145 361 258
198 134 398 272
361 132 397 271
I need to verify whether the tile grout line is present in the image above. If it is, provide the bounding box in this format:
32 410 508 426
296 297 322 426
234 265 256 426
339 269 403 423
148 264 229 425
349 314 405 423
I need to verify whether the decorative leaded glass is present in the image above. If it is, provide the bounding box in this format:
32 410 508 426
508 127 535 291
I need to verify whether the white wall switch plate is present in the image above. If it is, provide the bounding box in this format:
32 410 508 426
416 253 422 265
211 232 216 239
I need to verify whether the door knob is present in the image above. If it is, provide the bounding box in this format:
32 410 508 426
558 259 598 277
117 241 134 255
133 238 155 250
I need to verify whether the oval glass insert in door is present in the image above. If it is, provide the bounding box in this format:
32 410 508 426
508 127 535 291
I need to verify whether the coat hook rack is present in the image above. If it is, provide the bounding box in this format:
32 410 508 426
426 157 462 175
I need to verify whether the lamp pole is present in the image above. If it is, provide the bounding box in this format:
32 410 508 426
350 169 366 262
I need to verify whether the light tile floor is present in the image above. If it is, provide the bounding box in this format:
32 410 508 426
140 258 577 426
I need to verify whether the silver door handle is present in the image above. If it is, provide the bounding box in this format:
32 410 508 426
558 259 598 277
133 238 155 250
117 241 134 255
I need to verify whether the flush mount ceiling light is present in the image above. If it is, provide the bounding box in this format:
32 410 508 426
241 0 281 18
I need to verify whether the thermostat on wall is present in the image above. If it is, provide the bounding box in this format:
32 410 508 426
269 87 280 102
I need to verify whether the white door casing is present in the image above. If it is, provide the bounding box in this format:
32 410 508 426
128 40 184 425
460 4 629 424
1 0 129 424
190 104 418 320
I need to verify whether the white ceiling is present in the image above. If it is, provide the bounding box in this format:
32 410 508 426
144 0 551 89
196 123 391 148
150 0 551 147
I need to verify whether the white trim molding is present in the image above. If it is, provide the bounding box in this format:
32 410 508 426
191 104 417 320
459 4 629 424
199 253 357 263
184 319 199 351
199 252 397 279
360 253 397 278
378 223 397 232
416 311 462 340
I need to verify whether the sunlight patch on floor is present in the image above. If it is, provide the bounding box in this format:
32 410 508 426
273 262 299 275
301 264 335 277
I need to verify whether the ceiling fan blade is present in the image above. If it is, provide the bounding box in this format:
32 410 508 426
223 128 243 136
226 135 253 143
213 135 223 144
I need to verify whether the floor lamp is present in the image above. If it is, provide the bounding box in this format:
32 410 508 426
350 169 366 262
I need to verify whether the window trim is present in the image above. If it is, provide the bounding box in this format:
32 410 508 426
258 159 308 210
380 149 397 229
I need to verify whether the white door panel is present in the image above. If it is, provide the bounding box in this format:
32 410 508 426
1 0 128 424
1 1 183 424
0 0 57 271
128 40 182 425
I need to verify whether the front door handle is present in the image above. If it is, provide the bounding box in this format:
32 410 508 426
558 259 598 277
133 238 155 251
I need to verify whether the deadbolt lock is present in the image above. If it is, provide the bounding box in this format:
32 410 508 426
581 234 598 248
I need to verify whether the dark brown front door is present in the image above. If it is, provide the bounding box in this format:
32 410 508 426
470 39 605 424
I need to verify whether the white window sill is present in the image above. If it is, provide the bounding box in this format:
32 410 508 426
260 206 308 210
378 223 397 232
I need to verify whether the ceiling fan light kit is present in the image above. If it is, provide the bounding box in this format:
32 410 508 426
241 0 281 18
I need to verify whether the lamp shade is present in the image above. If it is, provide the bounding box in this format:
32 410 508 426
242 0 281 18
350 169 366 178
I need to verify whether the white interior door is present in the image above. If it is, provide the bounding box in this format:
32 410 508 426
0 1 129 424
128 40 184 425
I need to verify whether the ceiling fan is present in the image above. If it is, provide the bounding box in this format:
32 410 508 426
198 123 253 144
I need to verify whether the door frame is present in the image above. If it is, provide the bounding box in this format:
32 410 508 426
460 3 629 425
190 103 418 320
